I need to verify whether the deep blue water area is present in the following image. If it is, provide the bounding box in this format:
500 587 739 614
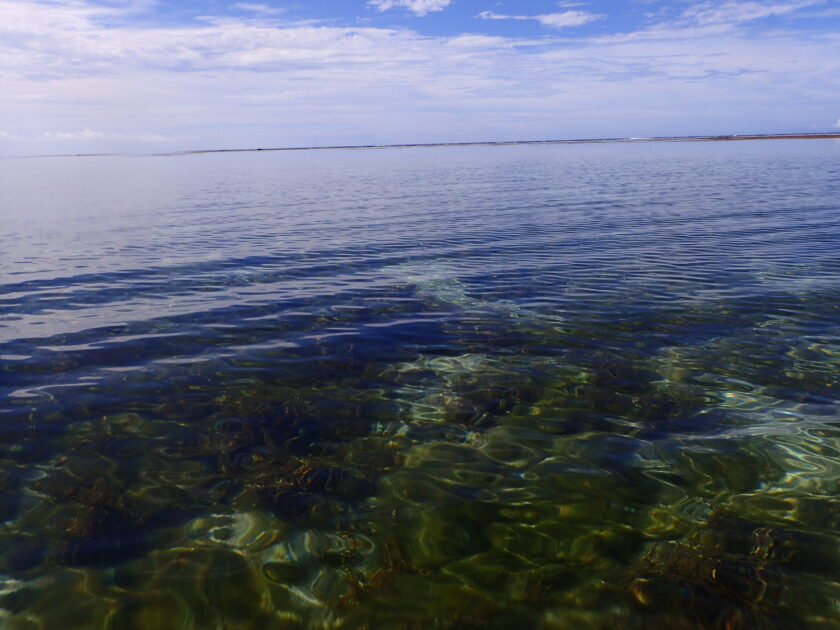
1 140 839 628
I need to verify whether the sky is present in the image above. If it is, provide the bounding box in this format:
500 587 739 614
0 0 839 155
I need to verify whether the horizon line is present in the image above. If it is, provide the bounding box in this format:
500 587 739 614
4 131 840 160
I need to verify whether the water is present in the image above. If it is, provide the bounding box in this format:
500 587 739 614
0 140 838 629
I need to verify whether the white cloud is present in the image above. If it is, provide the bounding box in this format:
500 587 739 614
44 129 109 141
0 0 838 154
42 129 171 142
231 3 287 15
537 11 604 28
367 0 452 16
681 1 823 26
477 10 604 29
835 119 840 128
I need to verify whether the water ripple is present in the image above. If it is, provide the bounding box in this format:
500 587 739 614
0 141 839 628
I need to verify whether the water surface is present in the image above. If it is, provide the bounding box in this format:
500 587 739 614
1 141 839 628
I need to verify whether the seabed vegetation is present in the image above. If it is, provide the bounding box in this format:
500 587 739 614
0 262 837 630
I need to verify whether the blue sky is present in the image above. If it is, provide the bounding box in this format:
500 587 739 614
0 0 838 154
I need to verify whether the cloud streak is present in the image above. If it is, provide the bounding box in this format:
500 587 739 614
680 0 824 26
477 10 605 29
231 3 287 16
42 129 171 142
367 0 452 16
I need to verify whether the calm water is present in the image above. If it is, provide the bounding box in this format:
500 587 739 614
0 141 839 629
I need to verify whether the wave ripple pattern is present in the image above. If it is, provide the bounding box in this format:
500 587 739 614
1 141 839 629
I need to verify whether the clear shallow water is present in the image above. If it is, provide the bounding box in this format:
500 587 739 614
0 141 839 629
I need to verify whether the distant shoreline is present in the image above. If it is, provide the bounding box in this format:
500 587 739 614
7 132 840 159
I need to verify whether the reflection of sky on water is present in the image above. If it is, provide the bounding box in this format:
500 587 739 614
3 141 839 341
